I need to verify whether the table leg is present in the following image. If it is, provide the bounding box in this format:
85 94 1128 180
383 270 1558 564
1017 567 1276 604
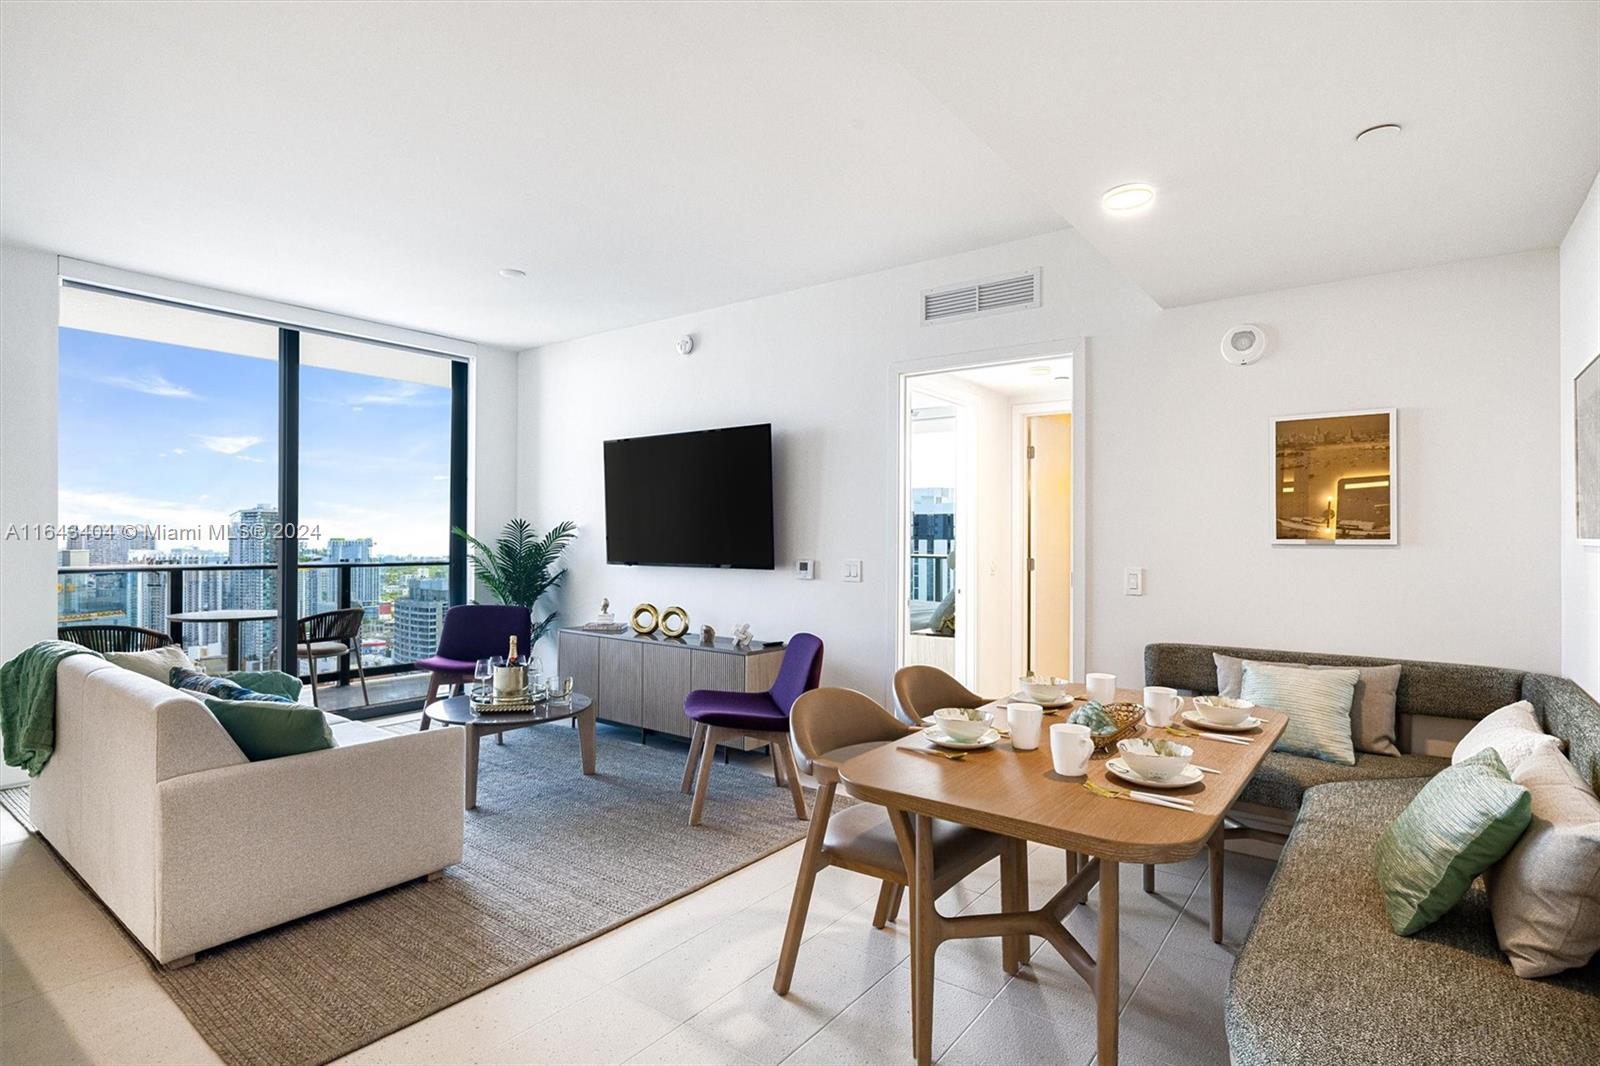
999 837 1028 974
1097 860 1120 1066
465 724 481 810
912 814 936 1066
578 705 597 775
1209 824 1225 944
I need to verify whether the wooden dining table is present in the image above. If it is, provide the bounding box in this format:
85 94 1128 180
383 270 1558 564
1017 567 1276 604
837 686 1287 1066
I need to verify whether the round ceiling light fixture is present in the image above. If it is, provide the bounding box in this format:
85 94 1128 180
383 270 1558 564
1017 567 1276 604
1355 123 1402 144
498 267 527 279
1102 182 1155 213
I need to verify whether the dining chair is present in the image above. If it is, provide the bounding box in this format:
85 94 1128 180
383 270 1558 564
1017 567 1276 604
296 608 369 708
57 624 172 655
414 605 532 724
892 665 991 721
774 687 1022 996
681 632 824 826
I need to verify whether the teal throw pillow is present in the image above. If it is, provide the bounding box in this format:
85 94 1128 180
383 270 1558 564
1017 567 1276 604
202 698 334 761
171 666 294 704
218 670 303 701
1240 661 1359 765
1374 748 1532 935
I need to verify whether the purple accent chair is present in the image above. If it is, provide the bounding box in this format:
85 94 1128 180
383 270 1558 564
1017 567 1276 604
415 605 531 729
680 632 824 826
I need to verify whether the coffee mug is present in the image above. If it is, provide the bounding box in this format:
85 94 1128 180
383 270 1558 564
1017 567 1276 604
992 702 1015 731
1010 704 1044 751
1143 685 1182 727
1086 672 1117 704
1050 723 1094 777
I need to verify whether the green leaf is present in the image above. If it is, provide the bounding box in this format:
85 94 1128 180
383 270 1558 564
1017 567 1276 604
452 520 578 642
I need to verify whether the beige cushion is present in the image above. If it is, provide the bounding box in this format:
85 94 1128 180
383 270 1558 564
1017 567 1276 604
1453 701 1563 774
1487 746 1600 977
1216 653 1401 756
105 645 195 684
301 640 351 658
822 803 999 878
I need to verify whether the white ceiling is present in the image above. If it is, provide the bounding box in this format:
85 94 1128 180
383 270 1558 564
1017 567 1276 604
841 1 1599 307
2 3 1596 347
941 357 1072 402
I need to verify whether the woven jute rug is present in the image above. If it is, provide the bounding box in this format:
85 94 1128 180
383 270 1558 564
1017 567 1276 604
14 723 823 1066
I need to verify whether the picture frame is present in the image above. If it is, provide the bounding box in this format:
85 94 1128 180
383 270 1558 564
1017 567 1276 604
1578 351 1600 545
1271 408 1397 546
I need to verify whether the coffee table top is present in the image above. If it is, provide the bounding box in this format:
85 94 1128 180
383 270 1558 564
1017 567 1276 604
425 691 592 727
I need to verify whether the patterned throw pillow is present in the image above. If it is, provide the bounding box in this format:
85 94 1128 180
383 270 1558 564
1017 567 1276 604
170 666 295 704
1240 661 1360 766
1376 748 1532 935
1214 652 1402 756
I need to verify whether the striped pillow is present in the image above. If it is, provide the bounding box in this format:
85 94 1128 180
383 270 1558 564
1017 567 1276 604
1240 661 1359 766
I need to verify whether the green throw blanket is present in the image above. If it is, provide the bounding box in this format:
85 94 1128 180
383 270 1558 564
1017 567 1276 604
1 640 103 776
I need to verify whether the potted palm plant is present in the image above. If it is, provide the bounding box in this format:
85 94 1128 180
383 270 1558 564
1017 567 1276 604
452 519 578 647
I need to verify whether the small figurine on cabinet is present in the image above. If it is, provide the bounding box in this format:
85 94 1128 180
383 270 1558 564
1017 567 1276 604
699 624 717 646
731 623 754 649
596 597 614 625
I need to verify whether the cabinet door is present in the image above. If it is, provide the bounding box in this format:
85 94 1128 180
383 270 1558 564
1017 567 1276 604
641 643 692 737
557 632 599 707
598 637 643 726
690 649 745 693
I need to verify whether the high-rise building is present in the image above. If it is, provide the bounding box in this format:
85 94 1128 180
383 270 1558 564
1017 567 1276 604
390 576 448 664
326 537 379 607
228 505 279 667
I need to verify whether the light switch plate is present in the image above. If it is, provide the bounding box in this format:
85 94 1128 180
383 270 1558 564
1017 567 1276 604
843 559 863 582
1124 567 1144 596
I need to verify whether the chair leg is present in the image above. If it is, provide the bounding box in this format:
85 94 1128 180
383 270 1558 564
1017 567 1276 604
775 780 835 995
872 880 899 929
307 652 320 708
771 744 786 786
689 728 718 826
776 737 808 820
419 671 440 728
681 722 706 794
887 883 905 924
352 643 370 706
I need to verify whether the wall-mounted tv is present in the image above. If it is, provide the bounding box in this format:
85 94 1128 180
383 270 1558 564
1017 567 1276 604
604 423 775 569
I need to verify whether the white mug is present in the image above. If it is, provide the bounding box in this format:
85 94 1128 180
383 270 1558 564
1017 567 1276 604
1086 672 1117 704
992 702 1014 731
1009 703 1044 751
1050 723 1094 777
1143 685 1182 727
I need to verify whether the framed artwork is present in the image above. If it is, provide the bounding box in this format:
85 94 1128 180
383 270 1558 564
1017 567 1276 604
1579 352 1600 544
1272 408 1396 545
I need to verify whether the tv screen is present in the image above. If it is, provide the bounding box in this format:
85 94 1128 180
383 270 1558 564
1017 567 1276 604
604 423 775 569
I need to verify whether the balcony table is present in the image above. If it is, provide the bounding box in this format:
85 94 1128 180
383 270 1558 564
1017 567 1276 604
167 608 278 671
837 687 1287 1066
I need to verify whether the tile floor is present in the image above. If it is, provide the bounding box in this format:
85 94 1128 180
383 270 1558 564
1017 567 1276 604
0 718 1275 1066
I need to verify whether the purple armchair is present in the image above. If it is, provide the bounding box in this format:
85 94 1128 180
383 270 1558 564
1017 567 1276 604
681 632 824 826
415 605 531 725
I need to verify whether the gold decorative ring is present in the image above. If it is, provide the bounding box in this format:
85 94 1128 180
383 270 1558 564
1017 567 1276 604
659 606 690 639
629 603 660 635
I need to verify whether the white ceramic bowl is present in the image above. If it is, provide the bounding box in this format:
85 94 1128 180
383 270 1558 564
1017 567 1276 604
933 707 993 742
1019 675 1069 703
1116 737 1194 781
1194 695 1254 726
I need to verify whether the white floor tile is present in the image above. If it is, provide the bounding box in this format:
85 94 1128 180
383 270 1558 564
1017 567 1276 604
782 963 990 1066
481 984 680 1065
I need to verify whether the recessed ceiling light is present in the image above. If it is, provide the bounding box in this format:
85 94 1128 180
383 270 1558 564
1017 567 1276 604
498 267 527 279
1102 183 1155 213
1355 123 1402 143
1029 365 1053 377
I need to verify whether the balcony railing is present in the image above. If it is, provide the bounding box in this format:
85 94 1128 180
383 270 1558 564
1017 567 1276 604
57 559 451 715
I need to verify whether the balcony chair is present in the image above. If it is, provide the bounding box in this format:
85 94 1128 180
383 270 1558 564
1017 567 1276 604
414 605 532 728
774 687 1018 996
296 608 369 708
892 664 991 722
57 624 172 655
681 632 824 826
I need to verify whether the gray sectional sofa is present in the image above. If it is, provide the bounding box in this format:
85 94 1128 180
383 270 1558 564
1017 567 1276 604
1144 643 1600 1066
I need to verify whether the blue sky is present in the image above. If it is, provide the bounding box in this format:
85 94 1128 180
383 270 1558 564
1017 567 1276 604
58 327 451 556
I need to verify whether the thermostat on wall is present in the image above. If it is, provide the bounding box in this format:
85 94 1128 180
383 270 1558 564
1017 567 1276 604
795 559 815 580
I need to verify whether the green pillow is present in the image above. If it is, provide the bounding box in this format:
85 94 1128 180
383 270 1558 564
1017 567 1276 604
218 670 303 701
1375 748 1532 935
203 698 334 762
1240 661 1360 766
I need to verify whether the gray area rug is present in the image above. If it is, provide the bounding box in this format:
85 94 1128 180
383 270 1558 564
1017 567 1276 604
22 723 823 1066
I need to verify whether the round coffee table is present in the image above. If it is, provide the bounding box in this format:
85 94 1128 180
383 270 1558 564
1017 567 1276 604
423 692 595 809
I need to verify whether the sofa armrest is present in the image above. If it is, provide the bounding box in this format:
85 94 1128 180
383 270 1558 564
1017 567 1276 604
151 725 464 963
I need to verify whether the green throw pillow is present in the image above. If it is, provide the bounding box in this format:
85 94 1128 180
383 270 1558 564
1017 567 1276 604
218 670 303 701
1375 748 1532 935
203 698 334 762
1240 661 1360 765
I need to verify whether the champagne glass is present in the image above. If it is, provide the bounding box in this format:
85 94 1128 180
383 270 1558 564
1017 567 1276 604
474 658 492 698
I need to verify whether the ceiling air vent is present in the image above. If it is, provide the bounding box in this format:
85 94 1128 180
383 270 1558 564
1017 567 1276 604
921 269 1041 325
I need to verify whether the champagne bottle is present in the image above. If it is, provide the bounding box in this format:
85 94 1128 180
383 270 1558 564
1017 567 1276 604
508 634 520 667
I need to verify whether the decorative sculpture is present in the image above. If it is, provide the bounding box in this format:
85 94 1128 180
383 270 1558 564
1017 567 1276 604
596 597 614 625
660 605 690 640
629 603 660 635
731 622 754 648
699 624 717 646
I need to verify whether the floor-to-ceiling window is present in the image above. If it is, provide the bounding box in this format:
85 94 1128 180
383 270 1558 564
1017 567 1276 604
56 285 465 716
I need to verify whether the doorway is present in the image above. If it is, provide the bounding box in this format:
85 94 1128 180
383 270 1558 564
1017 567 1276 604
896 352 1079 699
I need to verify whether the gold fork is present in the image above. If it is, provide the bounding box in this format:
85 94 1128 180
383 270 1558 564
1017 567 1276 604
904 746 967 761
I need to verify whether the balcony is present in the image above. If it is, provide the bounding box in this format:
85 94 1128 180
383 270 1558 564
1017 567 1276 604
57 559 451 719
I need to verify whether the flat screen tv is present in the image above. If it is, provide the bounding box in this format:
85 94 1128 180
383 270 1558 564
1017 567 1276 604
604 423 775 569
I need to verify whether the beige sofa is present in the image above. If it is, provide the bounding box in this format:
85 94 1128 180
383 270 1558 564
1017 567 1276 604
30 656 464 965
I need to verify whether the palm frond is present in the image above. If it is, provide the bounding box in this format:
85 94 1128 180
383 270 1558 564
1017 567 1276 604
453 520 578 643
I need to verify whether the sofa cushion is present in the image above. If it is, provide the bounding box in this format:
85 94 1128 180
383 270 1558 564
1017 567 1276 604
217 669 303 702
105 645 194 684
1239 749 1448 810
1216 652 1402 756
1453 700 1563 774
172 667 295 704
1375 749 1531 935
1227 778 1600 1066
1241 661 1360 765
202 698 335 761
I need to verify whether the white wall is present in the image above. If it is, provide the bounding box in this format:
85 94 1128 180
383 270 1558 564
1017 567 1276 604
522 235 1564 703
1561 173 1600 695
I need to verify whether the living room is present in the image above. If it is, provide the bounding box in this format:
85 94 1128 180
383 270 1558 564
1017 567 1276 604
1 3 1597 1065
